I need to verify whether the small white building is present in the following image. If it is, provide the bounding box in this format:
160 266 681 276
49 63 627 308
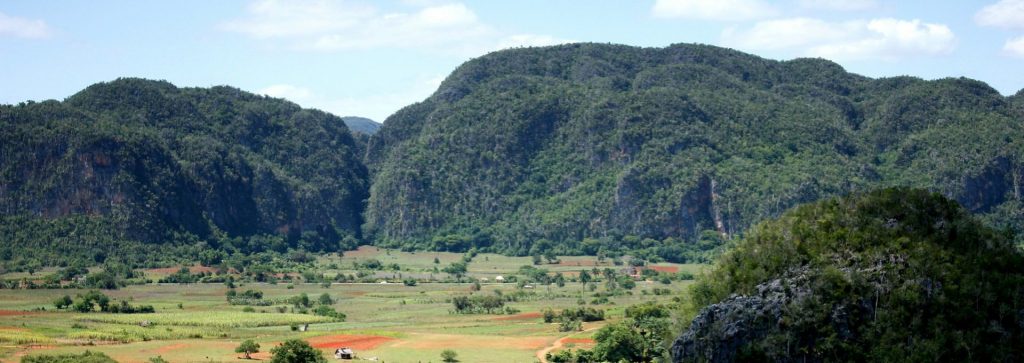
495 275 505 283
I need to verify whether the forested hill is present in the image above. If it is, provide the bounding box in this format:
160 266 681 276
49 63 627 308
342 116 381 135
0 78 368 266
365 42 1024 258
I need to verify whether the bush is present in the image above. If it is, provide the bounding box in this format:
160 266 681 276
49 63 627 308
21 351 116 363
440 349 458 363
270 339 326 363
236 339 260 359
313 305 346 320
542 308 556 323
52 295 72 310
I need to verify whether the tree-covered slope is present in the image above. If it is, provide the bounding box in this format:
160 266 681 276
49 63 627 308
673 188 1024 362
365 43 1024 258
0 78 368 266
342 116 381 135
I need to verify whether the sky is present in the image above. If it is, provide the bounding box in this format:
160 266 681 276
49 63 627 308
1 0 1023 122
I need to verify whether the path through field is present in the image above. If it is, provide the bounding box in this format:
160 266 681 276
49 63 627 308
535 327 599 363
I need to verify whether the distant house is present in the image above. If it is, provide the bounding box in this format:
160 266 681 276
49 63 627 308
622 267 643 279
335 347 354 359
480 277 489 282
495 275 505 283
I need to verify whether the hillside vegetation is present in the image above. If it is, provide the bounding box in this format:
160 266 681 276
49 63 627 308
674 188 1024 362
366 43 1024 259
0 79 368 268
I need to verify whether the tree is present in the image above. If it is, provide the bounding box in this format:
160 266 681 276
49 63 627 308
579 270 591 285
292 293 311 308
236 339 260 359
543 250 559 264
270 339 326 363
440 349 459 363
317 293 334 306
53 295 73 309
442 261 467 279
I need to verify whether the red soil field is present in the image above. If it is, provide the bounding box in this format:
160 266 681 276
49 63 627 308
307 335 396 350
0 310 37 317
150 343 190 354
494 312 543 321
647 265 679 273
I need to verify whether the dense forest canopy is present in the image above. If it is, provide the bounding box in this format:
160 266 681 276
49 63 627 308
365 43 1024 258
0 79 368 268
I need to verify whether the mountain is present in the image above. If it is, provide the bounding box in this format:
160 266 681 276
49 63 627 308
673 188 1024 362
0 78 368 267
342 116 382 135
365 43 1024 258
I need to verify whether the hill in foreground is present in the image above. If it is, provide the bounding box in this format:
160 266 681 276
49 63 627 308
673 188 1024 362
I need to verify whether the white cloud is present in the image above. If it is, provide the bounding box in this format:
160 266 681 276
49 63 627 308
651 0 777 21
723 18 956 61
798 0 877 11
492 34 574 51
0 11 51 39
722 18 857 50
1005 35 1024 57
223 0 567 55
255 74 446 121
975 0 1024 29
259 84 313 102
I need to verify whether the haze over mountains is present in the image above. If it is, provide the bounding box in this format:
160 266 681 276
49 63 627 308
1 43 1022 266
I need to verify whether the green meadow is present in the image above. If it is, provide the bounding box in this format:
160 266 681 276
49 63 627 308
0 247 701 362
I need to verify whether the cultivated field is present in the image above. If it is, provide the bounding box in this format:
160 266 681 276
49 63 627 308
0 247 703 362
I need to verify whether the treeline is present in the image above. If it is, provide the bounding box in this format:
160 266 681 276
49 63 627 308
52 290 154 314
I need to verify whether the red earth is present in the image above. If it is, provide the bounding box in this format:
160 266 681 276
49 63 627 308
646 265 679 273
307 334 396 350
0 310 38 317
494 312 543 321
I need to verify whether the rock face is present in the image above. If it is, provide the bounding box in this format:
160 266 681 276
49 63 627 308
673 275 797 363
673 268 882 363
671 189 1024 362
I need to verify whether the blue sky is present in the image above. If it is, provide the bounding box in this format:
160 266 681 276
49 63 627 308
1 0 1023 121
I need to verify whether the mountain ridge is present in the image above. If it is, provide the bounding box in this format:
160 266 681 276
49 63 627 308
365 42 1023 258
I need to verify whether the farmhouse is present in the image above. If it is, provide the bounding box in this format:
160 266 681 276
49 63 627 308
494 275 505 282
334 347 354 359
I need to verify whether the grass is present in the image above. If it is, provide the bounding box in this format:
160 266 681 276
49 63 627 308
73 311 334 328
2 249 701 362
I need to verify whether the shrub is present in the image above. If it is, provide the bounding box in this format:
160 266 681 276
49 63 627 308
236 339 260 359
440 349 458 363
21 351 115 363
270 339 326 363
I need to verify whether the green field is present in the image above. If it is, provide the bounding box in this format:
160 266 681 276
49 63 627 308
0 247 701 363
